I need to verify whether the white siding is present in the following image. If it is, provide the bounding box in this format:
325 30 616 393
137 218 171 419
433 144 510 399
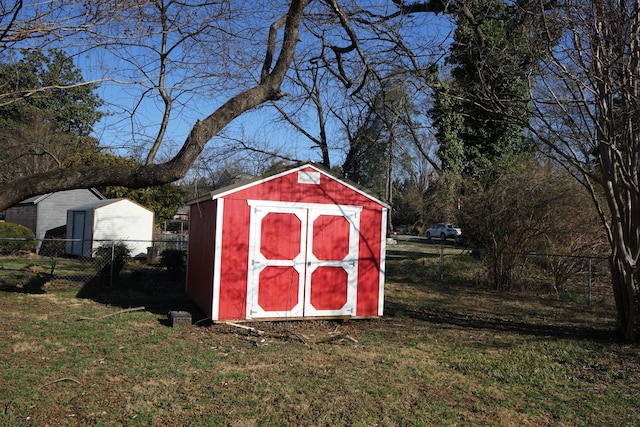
37 189 103 241
65 198 154 257
93 200 154 257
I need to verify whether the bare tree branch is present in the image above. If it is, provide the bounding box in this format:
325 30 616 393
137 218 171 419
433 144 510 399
0 0 308 210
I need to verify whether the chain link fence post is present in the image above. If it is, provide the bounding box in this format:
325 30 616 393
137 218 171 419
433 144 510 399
588 257 593 306
110 240 115 288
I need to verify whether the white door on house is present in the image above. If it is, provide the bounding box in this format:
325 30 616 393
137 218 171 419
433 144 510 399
247 201 361 319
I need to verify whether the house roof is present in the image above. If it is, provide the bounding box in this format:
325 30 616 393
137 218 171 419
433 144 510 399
17 188 105 205
69 197 153 213
187 161 390 208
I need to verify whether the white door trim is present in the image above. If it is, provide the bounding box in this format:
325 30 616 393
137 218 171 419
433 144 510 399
247 200 362 319
303 205 361 317
246 203 308 319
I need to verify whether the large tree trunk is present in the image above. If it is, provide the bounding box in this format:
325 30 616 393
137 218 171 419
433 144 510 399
609 252 637 340
592 0 640 342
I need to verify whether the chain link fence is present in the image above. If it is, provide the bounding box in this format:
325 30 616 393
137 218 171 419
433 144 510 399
388 239 613 307
0 237 188 292
2 236 613 307
476 250 611 305
482 251 611 305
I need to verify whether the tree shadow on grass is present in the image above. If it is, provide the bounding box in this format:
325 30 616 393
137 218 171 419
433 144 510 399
386 249 441 260
76 266 206 325
385 300 621 343
0 273 49 294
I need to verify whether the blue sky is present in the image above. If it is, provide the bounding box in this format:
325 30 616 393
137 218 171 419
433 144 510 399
77 2 455 176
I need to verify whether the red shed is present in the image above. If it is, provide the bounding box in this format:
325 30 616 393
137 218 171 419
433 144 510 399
186 162 389 321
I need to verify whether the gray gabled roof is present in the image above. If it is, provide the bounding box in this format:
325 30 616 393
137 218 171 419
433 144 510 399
17 188 105 205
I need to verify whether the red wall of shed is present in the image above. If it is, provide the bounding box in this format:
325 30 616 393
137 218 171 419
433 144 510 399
216 197 251 320
186 201 217 318
230 167 382 210
195 166 385 320
355 206 383 316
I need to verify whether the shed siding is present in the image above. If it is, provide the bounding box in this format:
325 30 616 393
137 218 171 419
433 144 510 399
93 201 154 257
38 190 102 240
230 167 380 210
6 189 103 253
217 197 251 320
187 163 387 321
355 206 384 316
65 198 154 257
186 200 218 318
4 205 37 234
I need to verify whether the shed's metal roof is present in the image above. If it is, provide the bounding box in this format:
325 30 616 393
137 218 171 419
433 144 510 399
68 197 153 213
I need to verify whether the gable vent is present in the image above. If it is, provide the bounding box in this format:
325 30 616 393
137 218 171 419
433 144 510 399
298 171 320 185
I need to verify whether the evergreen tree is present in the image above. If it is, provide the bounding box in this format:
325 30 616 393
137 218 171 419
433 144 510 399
0 49 104 183
0 48 103 137
431 0 556 177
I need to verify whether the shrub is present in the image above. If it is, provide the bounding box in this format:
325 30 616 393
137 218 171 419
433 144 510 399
40 239 66 258
457 159 602 291
160 249 187 278
0 222 36 254
94 242 131 284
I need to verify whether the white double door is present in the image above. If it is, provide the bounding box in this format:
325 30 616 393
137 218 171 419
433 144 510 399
247 201 361 319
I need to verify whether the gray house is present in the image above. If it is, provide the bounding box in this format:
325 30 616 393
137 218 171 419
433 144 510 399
4 189 105 252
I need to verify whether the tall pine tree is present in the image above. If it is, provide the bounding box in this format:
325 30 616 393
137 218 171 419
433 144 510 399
0 49 104 183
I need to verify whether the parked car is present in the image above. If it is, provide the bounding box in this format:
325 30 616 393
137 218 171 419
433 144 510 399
425 223 462 240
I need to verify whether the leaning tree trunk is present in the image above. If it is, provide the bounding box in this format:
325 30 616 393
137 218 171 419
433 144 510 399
591 0 640 342
0 0 308 211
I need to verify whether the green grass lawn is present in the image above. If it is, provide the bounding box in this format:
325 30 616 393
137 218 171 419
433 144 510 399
0 244 637 426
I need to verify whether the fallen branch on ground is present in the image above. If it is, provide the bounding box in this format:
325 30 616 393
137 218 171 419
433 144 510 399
225 322 265 335
223 322 356 345
313 331 358 344
78 306 145 321
40 378 81 388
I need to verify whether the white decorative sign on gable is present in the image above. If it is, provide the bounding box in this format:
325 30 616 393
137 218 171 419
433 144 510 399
297 170 321 185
